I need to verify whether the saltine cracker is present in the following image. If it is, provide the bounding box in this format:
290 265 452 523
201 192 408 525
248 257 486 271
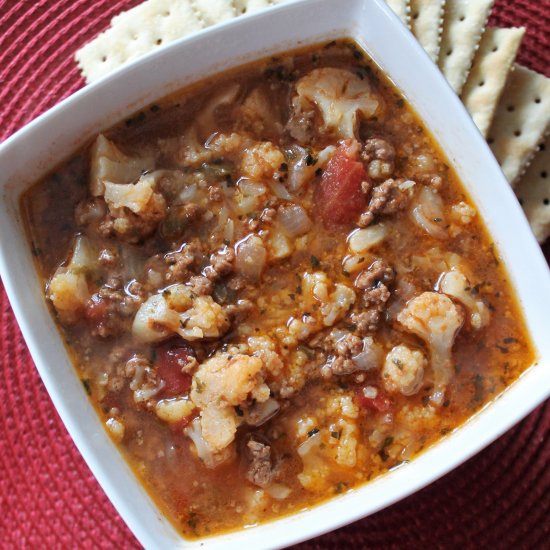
516 139 550 243
438 0 494 93
461 27 525 137
410 0 446 63
488 64 550 186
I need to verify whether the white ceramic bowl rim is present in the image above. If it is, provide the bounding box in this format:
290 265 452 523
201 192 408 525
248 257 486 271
0 1 549 548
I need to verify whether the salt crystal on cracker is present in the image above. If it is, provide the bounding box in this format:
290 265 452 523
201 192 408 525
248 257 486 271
438 0 494 94
515 138 550 243
488 64 550 186
461 27 525 137
385 0 411 28
410 0 446 63
76 0 206 83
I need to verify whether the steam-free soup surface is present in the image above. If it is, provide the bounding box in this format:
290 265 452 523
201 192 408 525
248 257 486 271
23 41 534 537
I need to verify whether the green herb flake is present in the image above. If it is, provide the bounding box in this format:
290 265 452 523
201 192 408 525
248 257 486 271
31 242 42 257
310 255 321 268
305 153 317 166
307 427 320 437
335 481 348 494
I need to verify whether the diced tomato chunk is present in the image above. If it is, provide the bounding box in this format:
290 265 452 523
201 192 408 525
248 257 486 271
355 386 392 412
156 343 195 397
316 142 367 225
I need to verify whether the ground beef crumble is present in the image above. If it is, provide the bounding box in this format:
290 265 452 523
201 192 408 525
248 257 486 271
358 178 410 227
246 439 274 487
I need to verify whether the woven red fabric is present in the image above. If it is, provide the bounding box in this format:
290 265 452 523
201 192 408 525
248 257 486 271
0 1 548 548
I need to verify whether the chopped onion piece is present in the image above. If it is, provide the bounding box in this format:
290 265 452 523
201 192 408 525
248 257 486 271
224 219 235 243
235 235 267 281
342 254 372 274
268 179 293 200
351 337 384 371
411 187 447 239
238 179 267 197
297 431 322 457
269 230 293 260
277 204 312 237
70 235 98 274
178 183 198 203
348 224 387 253
245 398 280 426
266 483 292 500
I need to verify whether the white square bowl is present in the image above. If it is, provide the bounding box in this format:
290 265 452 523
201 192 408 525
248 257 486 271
1 0 549 548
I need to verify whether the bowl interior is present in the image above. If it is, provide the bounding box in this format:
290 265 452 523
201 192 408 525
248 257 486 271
0 0 549 548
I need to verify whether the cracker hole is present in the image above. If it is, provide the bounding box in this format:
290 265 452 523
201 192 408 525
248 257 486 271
446 49 453 56
101 56 107 63
156 39 163 45
541 171 548 179
459 15 466 21
534 97 541 104
488 137 495 144
412 12 419 19
163 11 170 16
492 46 498 52
514 130 522 137
478 81 485 87
543 198 549 205
507 105 515 112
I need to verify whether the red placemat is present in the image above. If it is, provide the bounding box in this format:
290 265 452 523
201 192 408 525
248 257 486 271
0 1 548 548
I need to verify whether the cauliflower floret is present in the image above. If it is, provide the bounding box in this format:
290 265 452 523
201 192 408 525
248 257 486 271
303 272 356 326
238 87 283 136
207 132 252 159
241 141 285 180
48 270 89 323
326 395 359 419
188 353 270 463
451 201 477 225
155 397 195 424
333 419 358 468
382 344 427 396
104 174 156 214
132 284 229 343
47 235 99 323
439 270 490 329
247 336 284 377
294 68 380 139
296 431 331 490
184 417 233 468
90 134 154 196
397 292 464 405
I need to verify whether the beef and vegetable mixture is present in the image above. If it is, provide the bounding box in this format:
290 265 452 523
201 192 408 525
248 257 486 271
23 41 534 537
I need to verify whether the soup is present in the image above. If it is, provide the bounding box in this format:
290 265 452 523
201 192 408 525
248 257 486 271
22 40 534 538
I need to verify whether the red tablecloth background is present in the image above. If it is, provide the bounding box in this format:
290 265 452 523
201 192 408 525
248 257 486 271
0 1 548 548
